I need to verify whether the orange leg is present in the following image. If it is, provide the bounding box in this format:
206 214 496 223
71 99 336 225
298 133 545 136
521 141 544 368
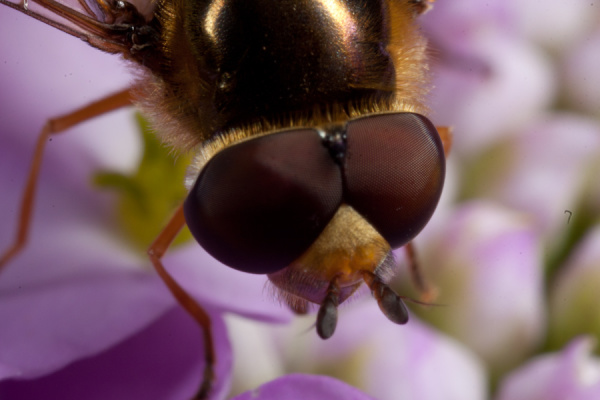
404 242 438 303
147 205 215 400
399 125 450 303
0 88 133 272
0 86 216 397
436 125 453 157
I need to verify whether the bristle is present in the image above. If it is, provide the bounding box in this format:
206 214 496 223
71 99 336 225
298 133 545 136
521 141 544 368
265 279 315 314
373 250 400 284
387 0 431 116
134 0 431 190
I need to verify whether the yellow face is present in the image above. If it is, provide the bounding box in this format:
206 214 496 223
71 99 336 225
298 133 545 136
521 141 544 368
268 204 392 307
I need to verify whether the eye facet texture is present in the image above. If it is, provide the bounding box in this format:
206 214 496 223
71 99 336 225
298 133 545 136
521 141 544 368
184 113 445 274
344 113 445 249
184 129 343 274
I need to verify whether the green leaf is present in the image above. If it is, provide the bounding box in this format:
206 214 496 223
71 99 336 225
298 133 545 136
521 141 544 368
93 113 193 250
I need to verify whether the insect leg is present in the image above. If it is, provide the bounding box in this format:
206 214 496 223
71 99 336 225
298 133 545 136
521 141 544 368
404 241 438 302
436 125 453 157
76 0 98 18
0 0 139 54
0 88 133 272
316 277 341 339
396 125 451 303
147 204 215 400
362 270 409 325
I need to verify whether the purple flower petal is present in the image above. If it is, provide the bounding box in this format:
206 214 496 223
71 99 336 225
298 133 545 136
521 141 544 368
495 114 600 241
563 27 600 116
417 202 545 373
0 8 138 174
428 33 555 157
164 246 292 323
496 337 600 400
232 374 375 400
0 96 178 380
506 0 597 51
0 63 173 380
0 306 233 400
0 269 173 380
269 300 486 400
421 0 513 38
421 1 555 157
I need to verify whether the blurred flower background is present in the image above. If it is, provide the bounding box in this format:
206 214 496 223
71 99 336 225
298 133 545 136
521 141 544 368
1 0 600 399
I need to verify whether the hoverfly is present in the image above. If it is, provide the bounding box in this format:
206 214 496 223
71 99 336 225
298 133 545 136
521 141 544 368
0 0 451 398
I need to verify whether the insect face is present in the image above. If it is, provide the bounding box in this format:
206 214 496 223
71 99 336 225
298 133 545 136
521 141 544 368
0 0 445 395
166 0 446 335
184 113 445 274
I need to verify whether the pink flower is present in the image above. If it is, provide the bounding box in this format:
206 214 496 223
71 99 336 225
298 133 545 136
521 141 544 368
491 114 600 243
421 0 556 157
506 0 598 51
257 300 487 400
496 337 600 400
232 374 376 400
563 27 600 116
412 202 545 374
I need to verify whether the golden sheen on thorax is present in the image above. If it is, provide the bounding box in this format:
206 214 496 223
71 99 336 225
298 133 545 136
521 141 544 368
0 0 450 398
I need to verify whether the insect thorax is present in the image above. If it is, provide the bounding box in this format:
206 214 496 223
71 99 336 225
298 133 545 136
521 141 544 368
135 0 429 152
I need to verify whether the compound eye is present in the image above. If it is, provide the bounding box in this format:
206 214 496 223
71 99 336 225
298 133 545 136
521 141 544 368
344 113 445 249
184 129 342 274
